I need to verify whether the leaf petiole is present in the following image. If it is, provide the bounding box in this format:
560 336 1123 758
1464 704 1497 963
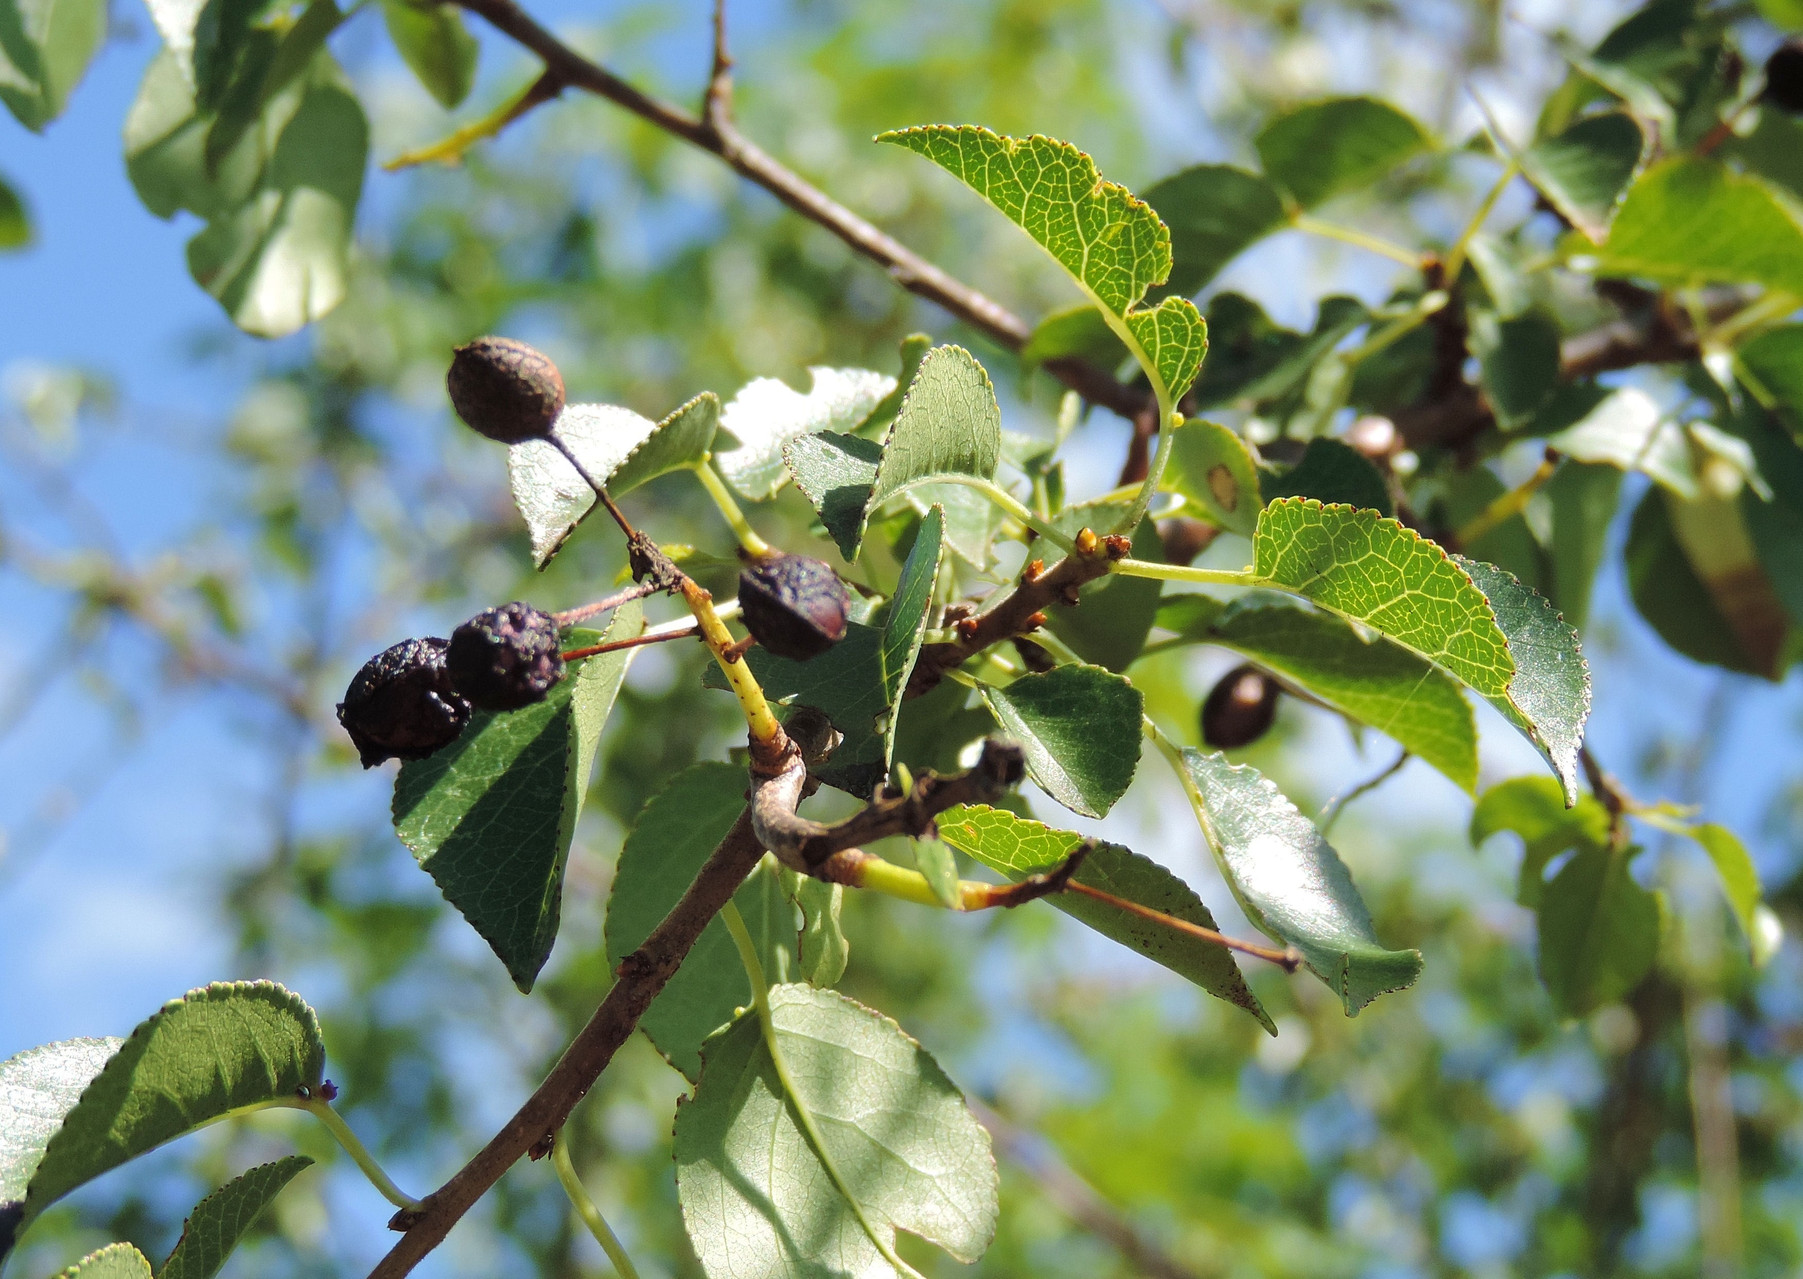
928 473 1074 550
1110 557 1255 587
299 1097 422 1211
1292 214 1427 268
551 1129 642 1279
693 458 773 558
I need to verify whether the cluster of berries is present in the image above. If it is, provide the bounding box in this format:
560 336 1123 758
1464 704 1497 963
338 334 854 768
337 602 565 767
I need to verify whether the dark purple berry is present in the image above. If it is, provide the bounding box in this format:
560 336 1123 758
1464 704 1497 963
738 554 850 661
1201 663 1280 749
446 337 566 444
447 602 566 711
1765 40 1803 115
337 637 471 767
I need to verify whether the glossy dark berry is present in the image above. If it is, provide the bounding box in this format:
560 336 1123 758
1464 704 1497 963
337 637 471 767
446 337 566 444
1765 40 1803 114
1201 663 1280 749
447 602 566 711
738 554 850 661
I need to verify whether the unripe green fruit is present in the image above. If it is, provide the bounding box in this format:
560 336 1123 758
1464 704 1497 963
446 337 566 443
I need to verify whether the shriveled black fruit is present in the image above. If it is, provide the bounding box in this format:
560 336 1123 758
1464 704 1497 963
738 554 850 661
1201 663 1280 749
1766 40 1803 114
447 602 566 711
337 637 471 767
446 337 565 443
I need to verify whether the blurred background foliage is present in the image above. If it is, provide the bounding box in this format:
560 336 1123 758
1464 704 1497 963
3 0 1803 1276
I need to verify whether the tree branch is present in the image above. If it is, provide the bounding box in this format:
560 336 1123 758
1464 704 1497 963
450 0 1148 420
368 808 770 1277
907 527 1133 698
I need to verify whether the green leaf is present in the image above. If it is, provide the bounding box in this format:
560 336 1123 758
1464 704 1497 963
780 870 848 988
1469 775 1611 908
0 0 104 129
1263 437 1392 516
1546 461 1623 634
1167 419 1260 537
1690 823 1761 952
1156 595 1478 793
1252 498 1515 699
1176 750 1422 1014
786 345 1000 561
878 125 1167 317
393 607 642 991
877 126 1207 402
18 983 324 1253
0 172 29 250
1253 96 1433 209
1625 487 1769 676
980 664 1143 819
1538 843 1662 1019
1123 297 1209 406
51 1244 154 1278
878 505 943 759
1141 163 1287 297
1541 385 1699 497
673 985 997 1278
1519 111 1646 243
1738 324 1803 437
1471 310 1561 430
1042 512 1163 671
1591 157 1803 296
937 805 1271 1031
160 1156 313 1279
123 46 367 337
716 366 895 500
0 1037 120 1255
509 393 719 568
380 0 477 109
1455 558 1591 806
605 764 796 1079
784 431 882 560
706 622 892 797
1021 304 1128 370
913 838 962 910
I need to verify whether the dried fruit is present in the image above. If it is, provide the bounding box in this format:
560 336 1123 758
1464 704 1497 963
446 337 566 444
1200 663 1280 749
738 554 850 661
1765 39 1803 114
337 637 471 767
447 602 566 711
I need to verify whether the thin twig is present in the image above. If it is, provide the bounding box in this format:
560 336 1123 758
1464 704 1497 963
1317 748 1410 833
559 626 700 661
552 580 663 626
448 0 1148 418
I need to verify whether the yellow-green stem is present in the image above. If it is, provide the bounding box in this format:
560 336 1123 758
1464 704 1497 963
678 579 782 743
930 474 1074 550
1111 557 1255 587
1293 214 1427 268
1455 454 1557 546
551 1129 642 1279
719 903 926 1279
1443 161 1518 283
383 73 558 171
694 459 772 557
301 1098 421 1211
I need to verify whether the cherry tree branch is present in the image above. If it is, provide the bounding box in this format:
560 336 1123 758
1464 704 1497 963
449 0 1147 419
367 808 768 1277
